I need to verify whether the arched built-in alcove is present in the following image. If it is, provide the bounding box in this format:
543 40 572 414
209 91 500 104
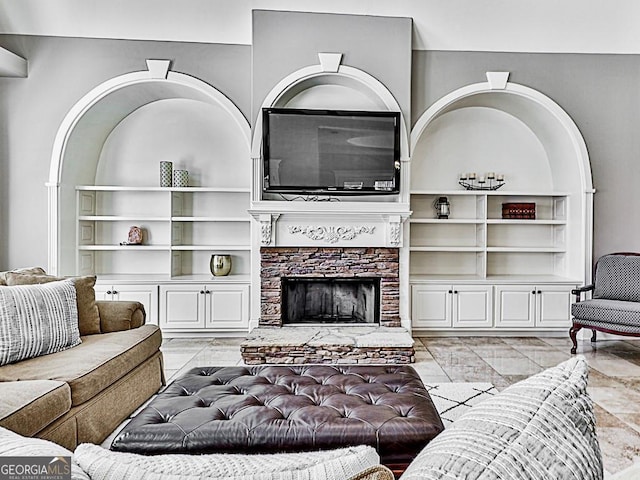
408 74 594 334
250 55 411 204
48 62 251 276
410 76 593 284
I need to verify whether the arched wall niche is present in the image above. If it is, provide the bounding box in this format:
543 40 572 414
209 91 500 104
411 82 593 193
250 58 411 204
410 77 594 283
48 65 250 275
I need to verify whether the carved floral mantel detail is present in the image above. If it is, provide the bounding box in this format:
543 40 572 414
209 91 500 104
260 220 272 246
288 225 375 244
389 221 401 246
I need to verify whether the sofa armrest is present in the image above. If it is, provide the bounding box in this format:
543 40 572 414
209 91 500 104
571 284 594 303
96 301 146 333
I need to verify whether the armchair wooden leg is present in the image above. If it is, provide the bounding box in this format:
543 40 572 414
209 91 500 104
569 324 582 354
591 330 597 343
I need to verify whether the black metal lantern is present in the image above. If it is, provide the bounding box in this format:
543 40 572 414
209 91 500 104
434 196 450 219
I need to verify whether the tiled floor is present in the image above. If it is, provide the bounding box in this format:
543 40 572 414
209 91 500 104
161 335 640 477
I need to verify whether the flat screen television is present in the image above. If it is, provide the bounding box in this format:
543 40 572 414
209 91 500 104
262 108 401 195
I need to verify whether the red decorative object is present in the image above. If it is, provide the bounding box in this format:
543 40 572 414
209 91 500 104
502 203 536 219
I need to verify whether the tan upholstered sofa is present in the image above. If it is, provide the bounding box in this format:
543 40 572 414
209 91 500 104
0 268 164 450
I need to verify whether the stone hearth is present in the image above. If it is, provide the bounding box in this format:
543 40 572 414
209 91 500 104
241 326 414 365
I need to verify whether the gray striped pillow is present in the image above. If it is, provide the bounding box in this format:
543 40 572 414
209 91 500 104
0 279 81 366
401 356 602 480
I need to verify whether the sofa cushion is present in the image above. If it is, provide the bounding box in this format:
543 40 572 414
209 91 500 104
0 380 71 437
0 266 46 286
0 426 90 480
399 356 602 480
6 273 101 336
0 279 81 366
572 298 640 327
74 443 386 480
594 254 640 302
0 324 161 406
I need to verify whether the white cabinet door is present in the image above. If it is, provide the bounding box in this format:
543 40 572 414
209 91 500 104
536 285 573 328
94 284 159 325
494 285 535 328
411 285 452 328
160 285 205 329
205 284 249 330
494 284 574 329
93 285 113 302
111 284 159 326
453 286 493 328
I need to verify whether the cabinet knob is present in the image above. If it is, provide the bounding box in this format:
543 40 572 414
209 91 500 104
448 290 453 294
537 290 542 294
112 290 118 295
532 290 536 294
106 290 112 295
454 290 458 294
200 290 205 294
205 290 211 294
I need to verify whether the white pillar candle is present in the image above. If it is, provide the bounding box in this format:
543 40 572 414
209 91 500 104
497 174 504 181
468 172 476 180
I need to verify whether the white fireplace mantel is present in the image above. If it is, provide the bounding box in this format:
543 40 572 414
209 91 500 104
249 201 411 248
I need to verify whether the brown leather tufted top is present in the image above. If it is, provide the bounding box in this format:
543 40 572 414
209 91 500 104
111 365 444 467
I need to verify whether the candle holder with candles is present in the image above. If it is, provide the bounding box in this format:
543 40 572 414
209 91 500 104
458 172 506 190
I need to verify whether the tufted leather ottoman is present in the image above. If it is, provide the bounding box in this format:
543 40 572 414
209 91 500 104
111 365 444 473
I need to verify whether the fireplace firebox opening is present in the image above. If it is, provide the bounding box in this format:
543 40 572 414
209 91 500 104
282 277 381 325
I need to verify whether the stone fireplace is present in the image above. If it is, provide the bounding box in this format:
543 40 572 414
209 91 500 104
282 277 380 325
260 247 400 327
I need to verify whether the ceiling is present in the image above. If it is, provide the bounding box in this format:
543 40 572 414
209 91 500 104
0 0 638 54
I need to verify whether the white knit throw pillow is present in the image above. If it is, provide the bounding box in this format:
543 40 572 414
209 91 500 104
401 356 603 480
0 279 80 366
74 444 380 480
0 426 89 480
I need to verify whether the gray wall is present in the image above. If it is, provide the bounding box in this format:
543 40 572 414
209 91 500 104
0 35 250 270
0 27 638 271
252 10 412 126
413 51 640 261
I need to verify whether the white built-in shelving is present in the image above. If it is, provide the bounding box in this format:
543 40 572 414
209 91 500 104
409 190 571 282
76 185 253 332
408 77 594 333
409 190 578 332
76 186 251 281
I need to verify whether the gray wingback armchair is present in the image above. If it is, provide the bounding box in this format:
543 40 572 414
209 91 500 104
570 252 640 354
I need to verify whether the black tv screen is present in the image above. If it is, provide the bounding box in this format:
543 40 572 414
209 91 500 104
262 108 400 195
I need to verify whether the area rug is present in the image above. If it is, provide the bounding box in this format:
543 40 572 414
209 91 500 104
423 383 498 426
